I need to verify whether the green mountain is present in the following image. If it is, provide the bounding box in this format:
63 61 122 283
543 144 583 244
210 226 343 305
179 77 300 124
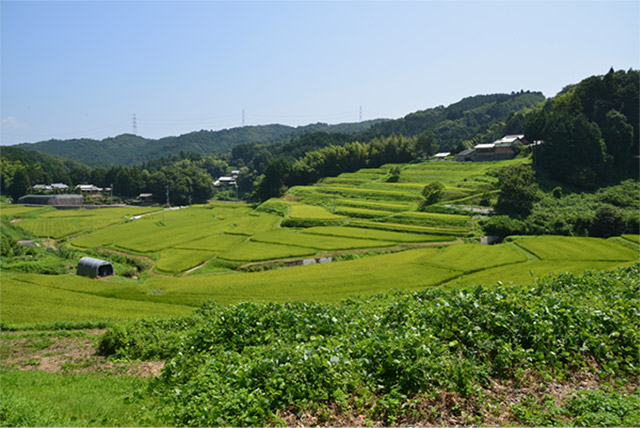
16 121 386 168
361 91 546 149
14 91 546 168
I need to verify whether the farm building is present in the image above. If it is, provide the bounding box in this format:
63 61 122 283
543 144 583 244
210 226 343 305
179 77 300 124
214 176 236 187
76 257 114 278
456 148 475 162
18 194 83 207
433 152 451 160
76 184 102 193
457 134 528 162
32 183 69 192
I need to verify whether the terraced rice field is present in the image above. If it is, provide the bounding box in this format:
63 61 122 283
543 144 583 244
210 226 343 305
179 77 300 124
301 226 454 243
15 207 159 239
156 249 217 273
250 229 395 251
513 236 638 261
4 236 635 327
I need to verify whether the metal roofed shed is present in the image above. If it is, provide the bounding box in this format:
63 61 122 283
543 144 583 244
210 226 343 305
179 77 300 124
77 257 114 278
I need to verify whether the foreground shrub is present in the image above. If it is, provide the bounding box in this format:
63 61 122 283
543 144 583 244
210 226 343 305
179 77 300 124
102 264 640 426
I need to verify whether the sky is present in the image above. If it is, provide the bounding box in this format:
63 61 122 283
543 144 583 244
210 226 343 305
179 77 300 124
1 1 638 146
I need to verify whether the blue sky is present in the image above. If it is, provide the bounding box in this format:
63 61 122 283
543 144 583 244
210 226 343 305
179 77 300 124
1 1 638 145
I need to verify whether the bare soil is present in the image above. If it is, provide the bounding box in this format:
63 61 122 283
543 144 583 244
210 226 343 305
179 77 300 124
0 329 164 377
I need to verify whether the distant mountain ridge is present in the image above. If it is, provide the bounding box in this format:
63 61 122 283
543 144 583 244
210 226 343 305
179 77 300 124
15 91 546 167
16 120 387 168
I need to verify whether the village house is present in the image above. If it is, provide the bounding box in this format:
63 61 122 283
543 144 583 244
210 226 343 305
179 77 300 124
456 134 528 162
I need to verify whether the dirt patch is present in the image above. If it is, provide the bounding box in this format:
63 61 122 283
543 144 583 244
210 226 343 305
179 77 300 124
0 329 164 377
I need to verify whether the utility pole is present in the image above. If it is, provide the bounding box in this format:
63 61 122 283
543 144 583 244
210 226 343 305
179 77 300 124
470 196 475 233
133 113 137 135
110 183 113 204
242 109 245 127
166 184 170 208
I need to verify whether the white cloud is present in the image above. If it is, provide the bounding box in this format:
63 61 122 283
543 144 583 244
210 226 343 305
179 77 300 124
1 116 28 129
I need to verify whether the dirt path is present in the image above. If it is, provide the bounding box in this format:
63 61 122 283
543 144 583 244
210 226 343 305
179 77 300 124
0 329 164 377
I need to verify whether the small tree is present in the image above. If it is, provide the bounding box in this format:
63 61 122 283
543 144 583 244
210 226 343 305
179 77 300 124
9 168 30 201
387 166 401 182
421 182 444 206
589 204 625 238
415 130 439 159
495 165 539 216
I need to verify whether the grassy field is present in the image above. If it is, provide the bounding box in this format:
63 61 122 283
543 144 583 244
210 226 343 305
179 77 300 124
621 234 640 243
0 204 54 217
174 233 248 252
1 275 191 325
3 236 634 328
9 206 160 239
288 201 346 220
218 241 317 262
250 228 396 250
0 370 155 427
301 226 455 243
349 219 466 235
156 249 217 273
513 236 638 261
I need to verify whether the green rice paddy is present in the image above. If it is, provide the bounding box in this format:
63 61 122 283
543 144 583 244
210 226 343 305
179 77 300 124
2 158 636 327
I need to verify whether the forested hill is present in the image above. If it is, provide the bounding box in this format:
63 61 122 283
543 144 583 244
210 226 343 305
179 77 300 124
0 146 92 199
361 91 546 150
16 120 387 168
15 91 545 168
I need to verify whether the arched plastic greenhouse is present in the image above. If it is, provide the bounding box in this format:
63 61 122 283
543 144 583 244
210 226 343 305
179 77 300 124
76 257 114 278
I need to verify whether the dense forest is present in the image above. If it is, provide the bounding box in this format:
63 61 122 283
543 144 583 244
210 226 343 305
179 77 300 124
526 68 639 186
